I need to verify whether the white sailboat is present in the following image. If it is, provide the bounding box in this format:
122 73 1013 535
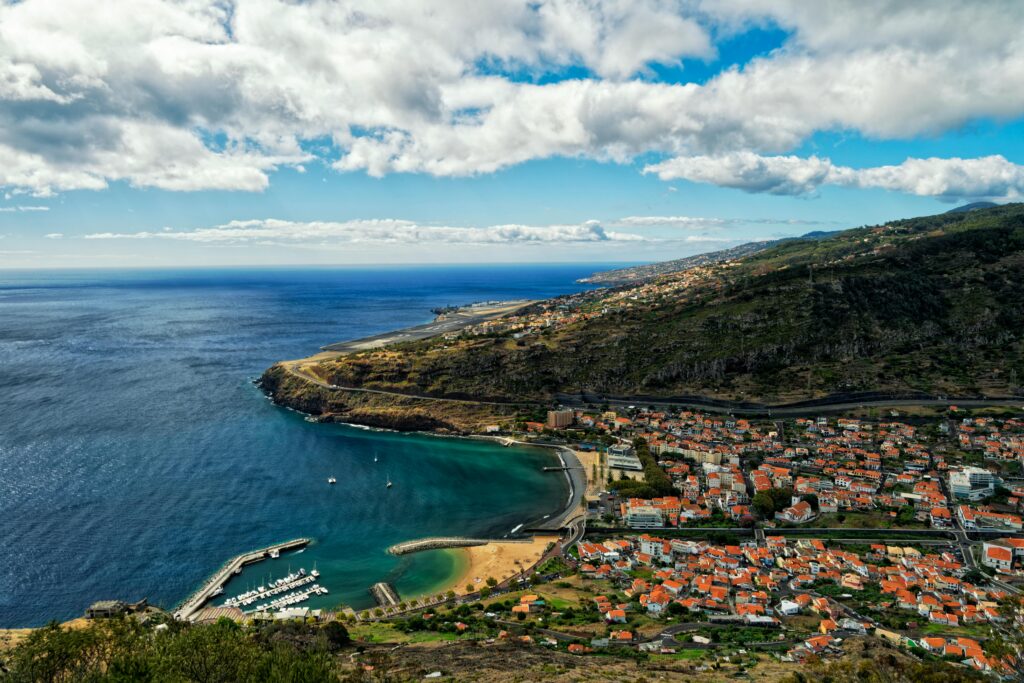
386 472 392 489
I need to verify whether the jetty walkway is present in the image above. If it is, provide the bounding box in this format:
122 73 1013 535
174 538 310 621
370 582 401 607
387 536 531 556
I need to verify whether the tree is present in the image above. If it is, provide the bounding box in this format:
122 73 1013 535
753 487 795 519
800 493 819 513
896 505 916 525
752 491 776 518
322 621 350 649
465 584 475 593
485 577 497 587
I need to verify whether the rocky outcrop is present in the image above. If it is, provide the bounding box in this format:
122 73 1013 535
259 364 519 433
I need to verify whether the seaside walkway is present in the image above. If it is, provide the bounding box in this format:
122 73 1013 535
173 538 310 621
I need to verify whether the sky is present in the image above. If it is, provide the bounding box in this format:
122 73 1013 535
1 0 1024 268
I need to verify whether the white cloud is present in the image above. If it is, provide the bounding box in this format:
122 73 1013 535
84 218 646 244
645 152 1024 200
0 1 1022 194
614 215 728 229
834 155 1024 200
0 205 49 212
44 232 63 239
644 152 833 195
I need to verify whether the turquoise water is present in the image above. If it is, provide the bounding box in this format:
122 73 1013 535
0 265 605 626
212 422 565 612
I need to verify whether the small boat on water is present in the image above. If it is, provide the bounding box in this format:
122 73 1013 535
269 549 280 559
386 473 392 489
327 477 337 484
373 454 378 463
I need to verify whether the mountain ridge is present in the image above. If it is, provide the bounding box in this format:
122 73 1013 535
264 203 1024 424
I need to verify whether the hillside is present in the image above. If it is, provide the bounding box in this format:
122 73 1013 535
0 618 987 683
577 239 781 284
578 229 840 285
265 204 1024 419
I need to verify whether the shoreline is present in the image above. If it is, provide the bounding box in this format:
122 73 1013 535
411 535 561 601
394 438 592 602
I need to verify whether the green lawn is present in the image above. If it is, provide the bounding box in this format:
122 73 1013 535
813 511 927 529
349 623 460 644
650 650 705 662
919 622 991 639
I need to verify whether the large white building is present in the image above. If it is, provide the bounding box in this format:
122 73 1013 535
949 467 997 501
625 505 663 529
608 444 643 471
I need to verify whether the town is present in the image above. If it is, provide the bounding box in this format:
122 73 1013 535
91 406 1022 680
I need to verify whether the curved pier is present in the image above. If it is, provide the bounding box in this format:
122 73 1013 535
387 536 535 555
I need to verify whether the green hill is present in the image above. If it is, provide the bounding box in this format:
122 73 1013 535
267 204 1024 413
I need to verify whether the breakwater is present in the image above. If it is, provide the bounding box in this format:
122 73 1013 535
174 538 310 621
387 536 535 555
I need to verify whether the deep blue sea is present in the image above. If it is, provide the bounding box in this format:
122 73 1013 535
0 265 609 626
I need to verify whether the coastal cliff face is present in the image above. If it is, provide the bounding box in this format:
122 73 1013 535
259 365 519 433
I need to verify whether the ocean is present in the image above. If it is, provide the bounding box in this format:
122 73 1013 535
0 264 609 626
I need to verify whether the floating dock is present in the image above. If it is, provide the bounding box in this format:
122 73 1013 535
174 538 310 621
370 582 401 607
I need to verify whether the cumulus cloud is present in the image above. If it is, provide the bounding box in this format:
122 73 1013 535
644 153 834 195
645 152 1024 200
84 218 646 244
0 1 1022 194
834 155 1024 200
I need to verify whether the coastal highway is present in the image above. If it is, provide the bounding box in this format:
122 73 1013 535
554 392 1024 417
320 300 534 353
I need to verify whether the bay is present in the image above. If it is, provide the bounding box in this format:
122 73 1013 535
0 264 608 626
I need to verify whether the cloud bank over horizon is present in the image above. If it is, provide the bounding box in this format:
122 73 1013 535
2 0 1024 200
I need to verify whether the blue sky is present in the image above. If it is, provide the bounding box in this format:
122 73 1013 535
1 1 1023 268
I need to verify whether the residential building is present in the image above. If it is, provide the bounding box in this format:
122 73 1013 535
949 467 997 501
546 409 574 429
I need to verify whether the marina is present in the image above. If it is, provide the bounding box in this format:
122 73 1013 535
223 567 320 608
247 583 328 614
173 538 310 621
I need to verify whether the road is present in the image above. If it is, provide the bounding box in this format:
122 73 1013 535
279 364 1024 418
280 362 520 406
555 392 1024 417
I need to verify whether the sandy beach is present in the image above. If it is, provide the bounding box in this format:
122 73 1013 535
573 449 605 499
447 535 559 595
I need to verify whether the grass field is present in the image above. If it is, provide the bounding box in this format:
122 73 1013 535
348 622 460 644
812 511 928 529
650 649 706 662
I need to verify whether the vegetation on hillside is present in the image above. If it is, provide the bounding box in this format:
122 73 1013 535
0 619 988 683
284 204 1024 406
0 618 349 683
